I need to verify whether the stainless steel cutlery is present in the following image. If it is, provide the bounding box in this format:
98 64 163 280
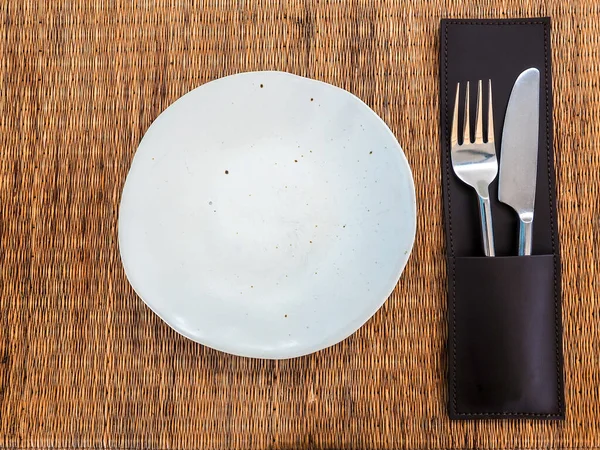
450 68 540 256
450 80 498 256
498 68 540 256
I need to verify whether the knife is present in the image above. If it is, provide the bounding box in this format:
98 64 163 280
498 68 540 256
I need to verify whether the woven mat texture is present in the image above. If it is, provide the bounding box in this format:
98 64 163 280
1 1 599 449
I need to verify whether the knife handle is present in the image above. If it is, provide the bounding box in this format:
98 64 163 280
478 195 495 257
518 219 533 256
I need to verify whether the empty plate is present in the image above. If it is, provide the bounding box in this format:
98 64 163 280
118 71 416 359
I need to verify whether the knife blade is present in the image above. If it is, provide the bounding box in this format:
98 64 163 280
498 68 540 256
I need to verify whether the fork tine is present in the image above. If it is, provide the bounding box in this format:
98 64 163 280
451 82 460 147
463 81 470 144
487 79 495 143
474 80 483 143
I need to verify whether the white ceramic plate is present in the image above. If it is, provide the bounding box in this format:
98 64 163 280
119 71 416 359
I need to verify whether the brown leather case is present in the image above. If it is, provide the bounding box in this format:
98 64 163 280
439 18 564 419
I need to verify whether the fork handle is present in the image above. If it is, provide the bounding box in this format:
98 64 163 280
478 195 495 257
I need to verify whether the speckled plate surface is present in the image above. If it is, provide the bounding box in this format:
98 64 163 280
118 71 416 359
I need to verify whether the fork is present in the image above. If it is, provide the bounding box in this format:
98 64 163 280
450 80 498 256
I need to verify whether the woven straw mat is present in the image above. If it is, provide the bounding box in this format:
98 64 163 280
1 1 599 449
